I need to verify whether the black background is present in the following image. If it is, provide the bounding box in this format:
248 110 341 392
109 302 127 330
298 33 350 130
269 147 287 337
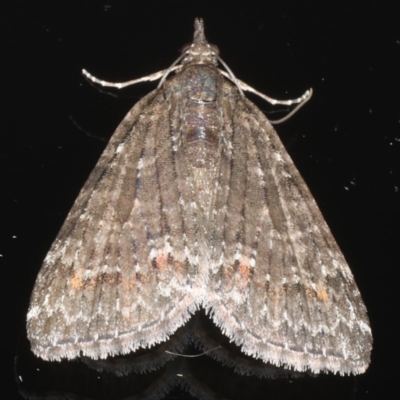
3 1 399 399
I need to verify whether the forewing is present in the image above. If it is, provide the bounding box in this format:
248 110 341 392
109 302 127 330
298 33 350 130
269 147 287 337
27 89 203 360
207 89 372 374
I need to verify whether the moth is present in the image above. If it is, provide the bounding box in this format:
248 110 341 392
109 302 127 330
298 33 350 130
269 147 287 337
27 18 372 374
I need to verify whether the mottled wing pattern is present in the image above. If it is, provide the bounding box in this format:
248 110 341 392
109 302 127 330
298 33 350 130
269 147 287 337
27 18 372 374
27 89 204 360
207 82 372 374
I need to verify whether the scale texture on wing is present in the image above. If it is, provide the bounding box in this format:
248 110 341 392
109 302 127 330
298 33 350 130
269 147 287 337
27 89 205 360
206 85 372 374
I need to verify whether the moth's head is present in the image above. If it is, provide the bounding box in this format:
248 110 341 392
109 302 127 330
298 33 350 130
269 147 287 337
180 18 220 66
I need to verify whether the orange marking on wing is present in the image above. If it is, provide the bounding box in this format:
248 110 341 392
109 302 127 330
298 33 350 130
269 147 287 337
70 272 85 289
305 285 329 302
154 253 186 276
239 263 251 280
317 287 329 302
120 277 136 291
155 254 169 270
70 271 119 290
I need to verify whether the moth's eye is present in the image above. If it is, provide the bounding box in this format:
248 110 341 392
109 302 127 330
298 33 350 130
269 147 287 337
209 44 220 55
180 43 192 54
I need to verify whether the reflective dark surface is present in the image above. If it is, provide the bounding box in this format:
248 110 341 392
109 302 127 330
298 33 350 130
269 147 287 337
4 1 397 399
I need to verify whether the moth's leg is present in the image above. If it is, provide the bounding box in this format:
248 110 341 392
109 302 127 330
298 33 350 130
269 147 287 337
219 69 312 106
268 91 312 124
238 78 312 107
82 68 171 89
218 69 312 124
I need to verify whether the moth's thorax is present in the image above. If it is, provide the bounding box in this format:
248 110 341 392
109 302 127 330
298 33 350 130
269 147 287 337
181 43 219 67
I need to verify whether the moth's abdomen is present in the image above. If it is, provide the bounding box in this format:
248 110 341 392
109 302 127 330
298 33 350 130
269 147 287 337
164 64 226 224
